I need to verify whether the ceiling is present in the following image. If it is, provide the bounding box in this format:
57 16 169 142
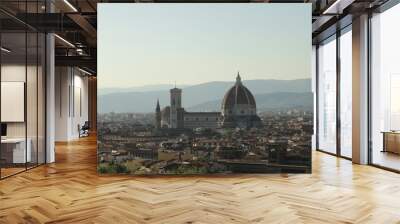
0 0 392 75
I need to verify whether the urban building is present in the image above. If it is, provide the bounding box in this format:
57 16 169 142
157 73 262 129
220 73 262 128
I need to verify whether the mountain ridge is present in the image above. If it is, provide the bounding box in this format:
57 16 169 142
98 78 312 113
186 92 313 112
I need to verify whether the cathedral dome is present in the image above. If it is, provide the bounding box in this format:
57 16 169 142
221 73 256 114
219 73 261 128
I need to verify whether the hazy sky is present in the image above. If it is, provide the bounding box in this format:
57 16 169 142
98 4 311 88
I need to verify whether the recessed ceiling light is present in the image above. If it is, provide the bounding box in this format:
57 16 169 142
1 47 11 53
78 67 93 76
63 0 78 12
54 34 75 48
322 0 353 15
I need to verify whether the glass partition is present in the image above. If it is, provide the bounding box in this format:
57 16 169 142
27 31 38 169
1 31 28 177
371 4 400 171
339 28 352 158
317 36 337 154
0 2 46 179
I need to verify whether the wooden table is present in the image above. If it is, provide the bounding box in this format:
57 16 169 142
382 131 400 154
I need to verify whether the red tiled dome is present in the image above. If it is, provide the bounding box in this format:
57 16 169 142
221 73 256 111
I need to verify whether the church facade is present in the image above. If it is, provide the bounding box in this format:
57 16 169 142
155 73 262 130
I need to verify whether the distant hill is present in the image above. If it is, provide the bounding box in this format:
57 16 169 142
98 84 189 95
98 79 312 113
187 92 313 112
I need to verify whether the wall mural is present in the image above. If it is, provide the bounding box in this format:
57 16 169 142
97 3 312 175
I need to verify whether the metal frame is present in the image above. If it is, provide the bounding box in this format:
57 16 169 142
315 33 337 156
315 23 353 162
367 1 400 172
316 0 400 171
25 2 28 171
0 23 2 179
367 11 373 165
336 28 341 157
315 44 319 152
0 0 47 180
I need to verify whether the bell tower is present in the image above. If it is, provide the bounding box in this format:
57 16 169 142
170 87 182 128
155 99 161 130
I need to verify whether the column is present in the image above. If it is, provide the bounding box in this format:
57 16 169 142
352 14 369 164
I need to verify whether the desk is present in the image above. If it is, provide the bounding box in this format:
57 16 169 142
382 131 400 154
1 138 31 164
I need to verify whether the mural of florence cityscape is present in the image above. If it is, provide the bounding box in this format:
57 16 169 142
97 4 312 174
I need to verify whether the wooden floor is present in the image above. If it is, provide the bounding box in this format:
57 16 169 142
372 150 400 171
1 136 400 224
1 167 26 178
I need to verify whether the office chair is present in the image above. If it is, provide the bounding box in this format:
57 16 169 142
79 121 90 138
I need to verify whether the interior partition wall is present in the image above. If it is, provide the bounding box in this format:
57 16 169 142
370 2 400 171
0 2 46 179
316 25 353 159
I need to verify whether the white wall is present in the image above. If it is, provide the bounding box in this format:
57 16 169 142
1 65 26 138
46 4 56 164
55 67 89 141
71 72 89 138
1 63 47 164
1 65 39 138
55 66 70 141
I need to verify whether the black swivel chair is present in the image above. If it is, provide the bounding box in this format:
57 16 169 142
79 121 90 138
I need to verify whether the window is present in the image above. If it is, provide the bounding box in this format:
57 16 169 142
371 4 400 171
317 35 337 154
340 28 352 158
390 74 400 130
312 46 317 150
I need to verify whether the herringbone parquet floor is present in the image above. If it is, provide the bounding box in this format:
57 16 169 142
1 135 400 224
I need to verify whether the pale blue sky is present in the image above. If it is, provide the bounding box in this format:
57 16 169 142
98 3 311 88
